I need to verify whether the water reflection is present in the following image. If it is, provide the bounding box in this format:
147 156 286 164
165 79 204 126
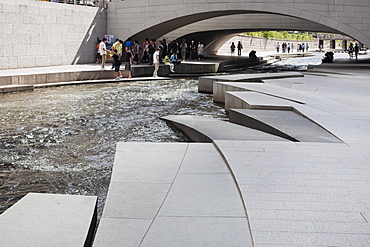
0 79 226 216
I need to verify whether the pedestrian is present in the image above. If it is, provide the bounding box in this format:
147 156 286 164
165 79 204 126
287 43 291 53
148 39 156 65
354 43 360 59
98 38 108 69
95 39 101 64
133 40 141 64
141 38 149 63
180 39 187 62
162 39 168 58
301 43 305 52
169 51 178 73
306 43 309 52
237 41 243 56
111 39 122 69
348 43 354 59
125 37 133 51
124 46 134 79
230 42 235 56
189 40 197 60
112 49 122 80
276 42 280 53
197 42 204 61
158 40 164 63
153 47 161 77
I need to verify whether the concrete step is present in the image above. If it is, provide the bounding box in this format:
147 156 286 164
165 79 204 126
225 91 296 112
0 84 34 93
229 109 342 143
93 142 252 247
160 115 288 142
198 71 303 93
213 81 308 104
0 193 97 247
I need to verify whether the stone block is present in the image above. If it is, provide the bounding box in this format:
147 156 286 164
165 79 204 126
0 193 97 247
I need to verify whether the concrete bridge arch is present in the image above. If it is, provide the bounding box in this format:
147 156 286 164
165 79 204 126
108 0 370 50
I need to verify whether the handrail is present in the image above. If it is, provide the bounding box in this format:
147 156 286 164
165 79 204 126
35 0 106 7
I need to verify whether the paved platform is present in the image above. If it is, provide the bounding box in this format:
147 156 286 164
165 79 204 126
0 193 97 247
93 142 253 247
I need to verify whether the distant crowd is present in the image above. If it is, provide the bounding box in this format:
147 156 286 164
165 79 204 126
95 37 206 79
276 42 310 53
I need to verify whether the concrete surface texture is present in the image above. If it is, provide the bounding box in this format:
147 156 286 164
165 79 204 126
108 0 370 51
0 193 97 247
0 0 106 70
93 142 253 247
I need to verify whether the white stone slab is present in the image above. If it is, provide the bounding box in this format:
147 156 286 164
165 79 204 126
0 193 97 247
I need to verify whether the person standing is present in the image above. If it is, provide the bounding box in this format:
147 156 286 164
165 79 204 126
148 39 156 65
153 47 161 77
124 46 134 79
230 42 236 56
95 39 101 64
112 49 122 80
180 39 187 62
197 42 204 61
189 40 197 60
98 38 108 69
125 37 133 51
276 42 280 53
111 39 122 69
141 38 149 63
132 40 141 64
237 41 243 56
354 43 360 59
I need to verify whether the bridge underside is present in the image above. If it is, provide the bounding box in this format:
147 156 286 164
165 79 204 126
158 14 342 55
124 12 359 54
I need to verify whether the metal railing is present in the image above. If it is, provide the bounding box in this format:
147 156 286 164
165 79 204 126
36 0 107 7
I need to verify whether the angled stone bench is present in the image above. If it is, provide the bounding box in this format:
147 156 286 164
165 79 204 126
160 115 287 142
198 71 303 93
0 193 97 247
94 142 253 247
229 109 342 143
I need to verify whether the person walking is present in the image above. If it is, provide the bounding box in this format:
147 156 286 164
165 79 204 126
132 40 141 64
276 42 280 53
237 41 243 56
98 38 108 69
348 43 354 59
230 42 236 56
153 47 161 77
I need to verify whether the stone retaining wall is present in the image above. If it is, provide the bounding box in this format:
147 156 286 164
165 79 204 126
0 0 106 70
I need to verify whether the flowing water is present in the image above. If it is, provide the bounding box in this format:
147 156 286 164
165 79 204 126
0 79 226 216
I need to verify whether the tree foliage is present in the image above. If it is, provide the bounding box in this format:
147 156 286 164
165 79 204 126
245 31 314 41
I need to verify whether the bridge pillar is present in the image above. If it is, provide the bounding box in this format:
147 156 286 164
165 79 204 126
330 40 336 49
342 40 347 51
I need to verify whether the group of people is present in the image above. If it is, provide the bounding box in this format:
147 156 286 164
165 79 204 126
347 43 360 59
276 42 309 53
96 38 134 79
229 41 243 56
96 37 207 78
